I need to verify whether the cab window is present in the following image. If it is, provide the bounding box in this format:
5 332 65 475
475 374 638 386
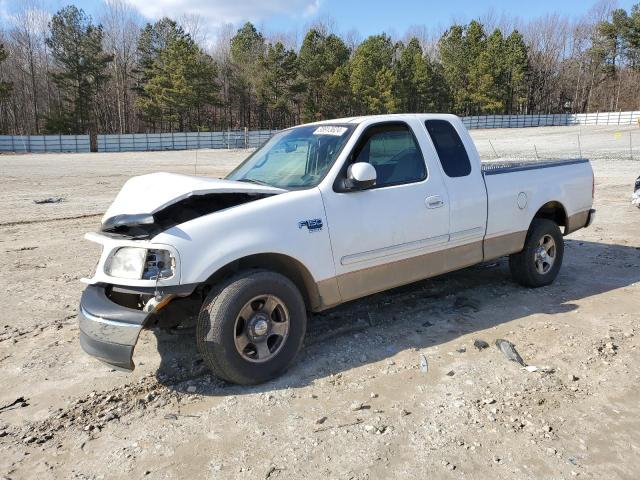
351 123 427 188
424 120 471 177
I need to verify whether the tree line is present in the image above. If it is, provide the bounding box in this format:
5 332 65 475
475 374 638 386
0 1 639 135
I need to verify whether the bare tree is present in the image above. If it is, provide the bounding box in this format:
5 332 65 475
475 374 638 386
180 13 208 47
6 2 50 133
101 0 141 133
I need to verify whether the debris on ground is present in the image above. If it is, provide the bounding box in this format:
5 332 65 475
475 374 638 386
313 419 363 433
523 365 554 374
419 354 429 374
15 246 38 251
265 465 284 478
473 339 490 351
33 197 65 204
495 339 526 366
0 396 29 412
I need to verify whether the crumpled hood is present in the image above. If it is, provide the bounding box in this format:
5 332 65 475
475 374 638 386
103 172 285 221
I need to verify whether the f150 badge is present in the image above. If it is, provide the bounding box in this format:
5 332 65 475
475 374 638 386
298 218 323 232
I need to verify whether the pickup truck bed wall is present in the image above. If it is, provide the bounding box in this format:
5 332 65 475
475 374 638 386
481 158 589 175
482 158 593 263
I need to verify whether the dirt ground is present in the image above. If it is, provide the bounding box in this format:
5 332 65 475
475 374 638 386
0 125 639 479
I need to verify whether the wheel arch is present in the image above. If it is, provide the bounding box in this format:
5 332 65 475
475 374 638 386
531 201 568 234
200 253 327 312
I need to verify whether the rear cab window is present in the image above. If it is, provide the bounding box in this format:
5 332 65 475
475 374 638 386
425 120 471 178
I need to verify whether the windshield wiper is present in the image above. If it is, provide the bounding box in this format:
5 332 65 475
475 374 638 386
237 178 273 187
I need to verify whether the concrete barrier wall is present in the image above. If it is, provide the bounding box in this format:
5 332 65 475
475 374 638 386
1 112 638 153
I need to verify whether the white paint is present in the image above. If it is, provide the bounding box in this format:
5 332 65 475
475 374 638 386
102 172 284 221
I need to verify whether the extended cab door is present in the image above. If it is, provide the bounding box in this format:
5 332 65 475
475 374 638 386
319 119 451 302
423 119 487 256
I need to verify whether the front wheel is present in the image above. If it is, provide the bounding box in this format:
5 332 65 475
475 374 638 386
509 218 564 288
196 270 307 385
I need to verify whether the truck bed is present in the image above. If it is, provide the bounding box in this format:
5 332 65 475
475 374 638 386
481 158 589 175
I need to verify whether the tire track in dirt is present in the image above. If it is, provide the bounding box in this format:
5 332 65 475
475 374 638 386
0 213 102 228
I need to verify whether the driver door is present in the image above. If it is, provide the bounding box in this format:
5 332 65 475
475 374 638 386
320 120 451 302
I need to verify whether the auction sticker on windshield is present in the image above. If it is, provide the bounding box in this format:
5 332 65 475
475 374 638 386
313 126 348 136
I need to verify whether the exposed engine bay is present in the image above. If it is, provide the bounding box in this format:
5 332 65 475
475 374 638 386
101 192 275 239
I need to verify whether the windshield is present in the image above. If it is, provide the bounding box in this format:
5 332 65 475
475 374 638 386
226 124 355 189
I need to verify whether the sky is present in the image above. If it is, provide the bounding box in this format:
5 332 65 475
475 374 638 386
1 0 637 40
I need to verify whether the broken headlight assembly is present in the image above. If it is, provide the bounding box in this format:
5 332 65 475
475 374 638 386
105 247 175 280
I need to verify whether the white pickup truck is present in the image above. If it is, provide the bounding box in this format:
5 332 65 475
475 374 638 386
79 114 595 384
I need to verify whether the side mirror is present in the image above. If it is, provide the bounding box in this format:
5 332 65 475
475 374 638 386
345 162 377 191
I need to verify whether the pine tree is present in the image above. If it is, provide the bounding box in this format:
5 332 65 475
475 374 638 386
229 22 265 128
135 18 189 130
393 38 449 113
394 39 420 112
503 30 529 113
136 18 189 89
136 35 219 131
298 29 350 121
350 34 397 114
324 64 352 117
257 42 301 129
626 5 640 69
438 25 468 113
440 21 522 115
470 29 505 114
45 6 112 133
425 60 452 112
462 21 489 114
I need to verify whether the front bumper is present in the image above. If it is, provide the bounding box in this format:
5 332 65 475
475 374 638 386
585 208 596 228
79 285 150 370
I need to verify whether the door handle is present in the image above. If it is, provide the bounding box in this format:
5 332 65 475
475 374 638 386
425 195 445 209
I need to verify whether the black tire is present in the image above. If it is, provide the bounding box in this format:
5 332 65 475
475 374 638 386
509 218 564 288
196 270 307 385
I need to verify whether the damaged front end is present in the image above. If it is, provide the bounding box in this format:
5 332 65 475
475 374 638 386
78 282 198 370
78 284 153 370
80 172 285 369
98 172 284 239
101 191 275 239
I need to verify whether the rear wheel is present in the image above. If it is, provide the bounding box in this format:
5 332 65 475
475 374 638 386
509 218 564 288
196 270 307 385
